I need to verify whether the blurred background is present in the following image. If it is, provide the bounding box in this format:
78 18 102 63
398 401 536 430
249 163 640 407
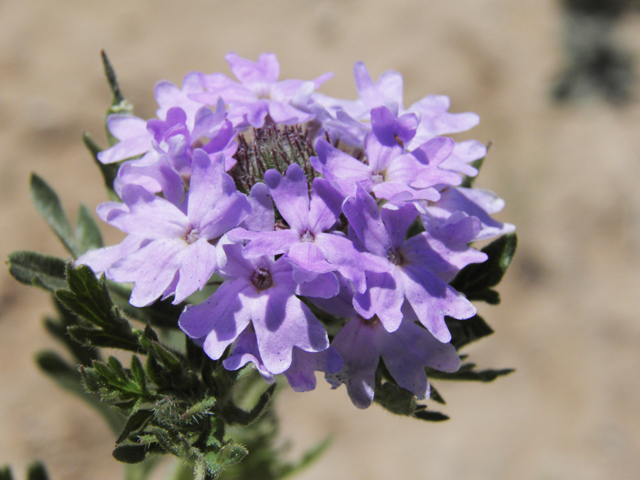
2 1 640 479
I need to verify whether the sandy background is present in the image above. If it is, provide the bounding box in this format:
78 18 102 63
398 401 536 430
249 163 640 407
2 1 640 479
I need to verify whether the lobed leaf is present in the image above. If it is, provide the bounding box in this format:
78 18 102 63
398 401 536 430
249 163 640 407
75 205 103 254
82 132 120 200
446 314 495 350
116 410 154 444
7 251 67 292
30 174 77 257
412 410 450 422
37 351 123 434
427 363 515 382
451 233 517 304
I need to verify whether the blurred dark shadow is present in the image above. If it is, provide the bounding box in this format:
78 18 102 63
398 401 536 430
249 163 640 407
552 0 640 104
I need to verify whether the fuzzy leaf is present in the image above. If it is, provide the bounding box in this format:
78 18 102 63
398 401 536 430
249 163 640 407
116 410 154 444
373 380 416 416
130 355 147 391
460 145 488 189
428 385 446 405
56 263 140 352
101 51 125 107
82 132 120 201
413 410 449 422
107 282 183 329
446 314 495 350
7 251 67 292
75 205 103 254
36 351 123 434
426 363 515 382
207 444 248 471
67 325 140 352
224 384 275 426
43 299 101 366
112 444 149 464
276 436 333 479
451 233 517 304
30 174 77 256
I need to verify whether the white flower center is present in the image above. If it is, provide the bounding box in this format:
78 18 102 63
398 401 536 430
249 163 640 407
300 230 315 243
185 226 201 245
372 172 384 184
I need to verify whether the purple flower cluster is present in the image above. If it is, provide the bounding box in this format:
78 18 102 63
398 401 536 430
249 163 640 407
79 53 514 409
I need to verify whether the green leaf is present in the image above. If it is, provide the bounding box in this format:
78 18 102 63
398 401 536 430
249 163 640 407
412 410 449 422
7 251 66 292
460 143 489 189
75 205 103 254
373 380 416 416
116 410 154 444
43 310 100 367
446 314 495 350
224 384 275 426
26 462 48 480
426 363 515 382
101 50 125 107
0 465 13 480
277 436 333 479
113 444 149 464
209 443 248 470
7 251 67 292
130 355 147 391
451 233 517 304
107 281 183 329
55 263 140 352
428 384 446 405
30 174 77 257
36 351 123 434
82 132 120 201
67 325 140 352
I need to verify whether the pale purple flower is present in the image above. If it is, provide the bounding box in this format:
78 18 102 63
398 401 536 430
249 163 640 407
79 150 250 307
97 114 152 165
113 101 237 201
178 242 338 375
192 52 331 128
308 62 485 169
311 127 461 204
223 325 343 392
422 187 516 242
342 186 485 340
229 163 388 291
328 315 460 409
155 72 206 131
312 276 460 408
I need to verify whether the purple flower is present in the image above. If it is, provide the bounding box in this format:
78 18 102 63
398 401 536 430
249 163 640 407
342 186 485 340
79 150 250 306
230 163 388 291
312 276 460 408
307 62 483 163
97 114 152 165
223 325 343 392
328 315 460 409
192 52 331 128
178 243 338 375
422 187 516 242
312 129 460 203
154 72 206 131
113 101 237 200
